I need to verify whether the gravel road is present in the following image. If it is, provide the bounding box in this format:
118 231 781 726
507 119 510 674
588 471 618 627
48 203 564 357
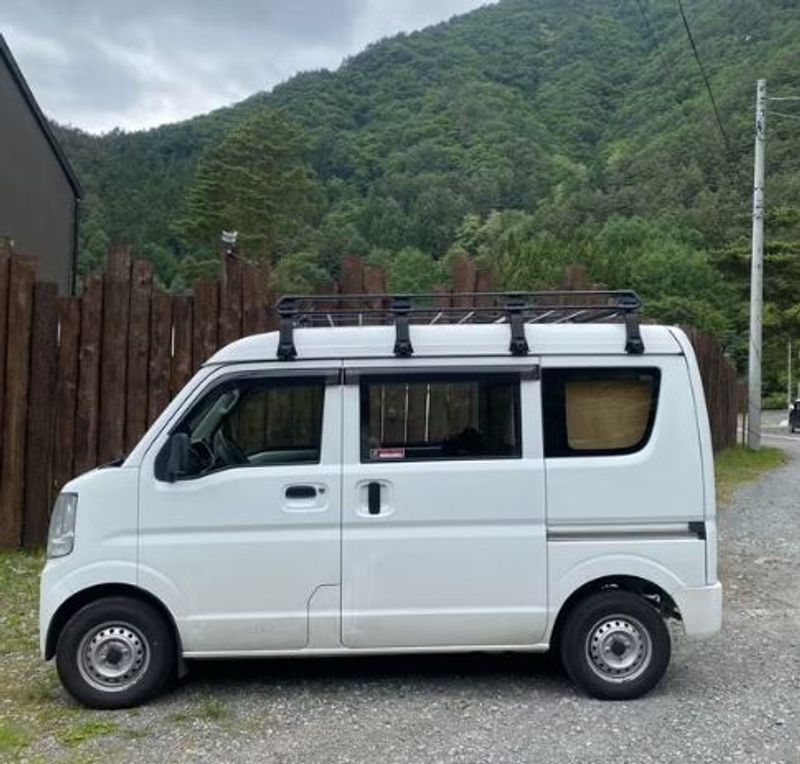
57 435 800 763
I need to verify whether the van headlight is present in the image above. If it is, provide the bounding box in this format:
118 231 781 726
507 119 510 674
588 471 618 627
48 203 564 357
47 493 78 558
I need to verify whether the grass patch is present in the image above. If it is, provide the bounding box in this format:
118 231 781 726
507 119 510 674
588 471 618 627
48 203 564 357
199 697 229 722
0 724 30 756
715 446 786 505
58 720 119 748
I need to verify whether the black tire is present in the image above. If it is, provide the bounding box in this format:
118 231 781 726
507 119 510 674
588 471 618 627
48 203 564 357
56 596 175 709
559 590 671 700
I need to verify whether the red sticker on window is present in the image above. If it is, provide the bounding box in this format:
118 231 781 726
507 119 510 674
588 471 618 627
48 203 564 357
371 448 406 460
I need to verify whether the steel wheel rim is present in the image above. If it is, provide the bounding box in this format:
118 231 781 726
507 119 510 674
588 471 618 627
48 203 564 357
77 621 150 693
585 613 652 683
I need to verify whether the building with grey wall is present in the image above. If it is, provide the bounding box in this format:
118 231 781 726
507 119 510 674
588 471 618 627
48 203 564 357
0 34 81 294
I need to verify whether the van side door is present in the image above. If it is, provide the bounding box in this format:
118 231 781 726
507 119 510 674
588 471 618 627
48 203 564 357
137 363 341 654
340 360 547 648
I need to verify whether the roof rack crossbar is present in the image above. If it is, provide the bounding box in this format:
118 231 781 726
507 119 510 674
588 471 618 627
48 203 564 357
272 290 644 359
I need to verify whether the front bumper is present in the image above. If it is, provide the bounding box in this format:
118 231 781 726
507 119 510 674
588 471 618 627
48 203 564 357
674 581 723 640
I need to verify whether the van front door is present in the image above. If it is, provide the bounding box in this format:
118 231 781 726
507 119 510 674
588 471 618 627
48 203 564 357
137 365 341 654
341 362 547 649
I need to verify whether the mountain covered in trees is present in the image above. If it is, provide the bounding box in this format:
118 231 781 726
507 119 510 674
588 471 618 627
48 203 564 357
55 0 800 399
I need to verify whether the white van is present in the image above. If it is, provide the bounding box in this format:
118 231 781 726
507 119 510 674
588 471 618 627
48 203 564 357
40 291 722 708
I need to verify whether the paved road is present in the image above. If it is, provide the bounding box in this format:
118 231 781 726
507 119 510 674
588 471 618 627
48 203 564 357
73 435 800 763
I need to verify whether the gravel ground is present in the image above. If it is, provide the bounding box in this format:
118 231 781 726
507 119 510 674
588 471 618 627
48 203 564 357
33 434 800 763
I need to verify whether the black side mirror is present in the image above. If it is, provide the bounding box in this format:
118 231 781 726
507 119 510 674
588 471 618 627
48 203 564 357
165 432 190 482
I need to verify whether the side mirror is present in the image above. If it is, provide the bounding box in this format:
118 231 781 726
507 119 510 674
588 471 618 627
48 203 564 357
165 432 190 482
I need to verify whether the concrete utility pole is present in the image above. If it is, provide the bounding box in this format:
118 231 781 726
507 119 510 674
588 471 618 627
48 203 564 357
747 79 767 449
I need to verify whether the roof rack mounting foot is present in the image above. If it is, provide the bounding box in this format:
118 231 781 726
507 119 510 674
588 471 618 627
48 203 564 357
506 295 530 356
621 296 645 354
277 298 298 361
392 296 413 357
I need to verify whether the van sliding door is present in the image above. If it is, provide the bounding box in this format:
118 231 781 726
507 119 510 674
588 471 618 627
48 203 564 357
340 361 547 649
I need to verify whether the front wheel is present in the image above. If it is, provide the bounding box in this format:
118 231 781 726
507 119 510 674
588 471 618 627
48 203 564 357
56 596 175 709
560 590 671 700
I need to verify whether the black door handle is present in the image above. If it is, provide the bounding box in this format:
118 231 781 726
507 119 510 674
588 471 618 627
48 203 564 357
286 485 317 500
367 482 381 515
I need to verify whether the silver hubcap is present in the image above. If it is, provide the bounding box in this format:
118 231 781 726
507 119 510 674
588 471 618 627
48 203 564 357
586 614 651 683
77 622 150 692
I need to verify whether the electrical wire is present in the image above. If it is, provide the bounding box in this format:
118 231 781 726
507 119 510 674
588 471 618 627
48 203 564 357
633 0 686 112
675 0 734 158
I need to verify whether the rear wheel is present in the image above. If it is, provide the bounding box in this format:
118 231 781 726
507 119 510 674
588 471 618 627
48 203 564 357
559 590 670 700
56 596 174 709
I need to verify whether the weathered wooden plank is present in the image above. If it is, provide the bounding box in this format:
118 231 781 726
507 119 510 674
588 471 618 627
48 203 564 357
192 278 219 368
52 297 80 496
241 262 269 336
73 274 103 474
23 282 59 547
0 246 10 481
219 255 243 346
98 248 132 463
450 254 477 307
125 260 153 451
148 291 172 425
475 268 495 308
0 257 36 547
363 265 385 310
339 256 364 296
170 295 193 396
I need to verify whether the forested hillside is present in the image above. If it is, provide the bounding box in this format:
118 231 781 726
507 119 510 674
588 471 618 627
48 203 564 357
54 0 800 398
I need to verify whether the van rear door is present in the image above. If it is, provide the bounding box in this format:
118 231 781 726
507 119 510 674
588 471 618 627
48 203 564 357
340 360 547 648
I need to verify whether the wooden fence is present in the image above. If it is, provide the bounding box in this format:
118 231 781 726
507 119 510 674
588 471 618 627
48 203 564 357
0 246 739 549
682 326 739 452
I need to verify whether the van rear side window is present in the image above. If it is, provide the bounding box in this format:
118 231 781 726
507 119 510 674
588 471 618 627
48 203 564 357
542 368 660 457
360 374 521 461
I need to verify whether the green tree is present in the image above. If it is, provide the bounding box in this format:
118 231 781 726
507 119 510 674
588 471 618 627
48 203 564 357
180 109 322 261
387 248 446 293
273 251 330 294
77 193 110 278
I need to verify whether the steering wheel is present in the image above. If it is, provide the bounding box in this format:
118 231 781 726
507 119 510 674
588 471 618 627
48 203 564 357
212 426 248 467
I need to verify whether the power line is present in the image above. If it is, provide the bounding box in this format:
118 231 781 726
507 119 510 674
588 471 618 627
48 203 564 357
633 0 686 112
675 0 734 157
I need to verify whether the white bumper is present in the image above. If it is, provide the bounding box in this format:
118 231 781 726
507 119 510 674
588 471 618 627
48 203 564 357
674 581 723 639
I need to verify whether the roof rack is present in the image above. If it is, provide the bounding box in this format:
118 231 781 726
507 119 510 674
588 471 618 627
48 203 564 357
275 290 645 361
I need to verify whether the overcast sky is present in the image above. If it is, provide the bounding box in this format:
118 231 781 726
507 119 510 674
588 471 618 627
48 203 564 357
1 0 491 134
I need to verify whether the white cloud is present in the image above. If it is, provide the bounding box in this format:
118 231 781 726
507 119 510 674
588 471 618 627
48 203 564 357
0 0 493 133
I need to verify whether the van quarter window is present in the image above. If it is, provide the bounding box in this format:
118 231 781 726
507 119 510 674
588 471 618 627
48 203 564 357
360 373 521 462
542 368 660 457
162 377 325 478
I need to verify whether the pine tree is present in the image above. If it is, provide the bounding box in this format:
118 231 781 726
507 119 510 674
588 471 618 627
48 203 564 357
179 109 322 261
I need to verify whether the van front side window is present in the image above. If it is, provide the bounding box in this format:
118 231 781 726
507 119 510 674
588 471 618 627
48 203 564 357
542 368 660 457
169 378 325 478
360 374 521 462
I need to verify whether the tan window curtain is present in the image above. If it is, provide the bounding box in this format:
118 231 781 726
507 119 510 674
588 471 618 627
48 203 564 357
565 378 654 451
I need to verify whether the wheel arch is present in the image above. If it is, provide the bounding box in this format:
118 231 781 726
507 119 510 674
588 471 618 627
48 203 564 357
548 575 678 650
45 583 183 662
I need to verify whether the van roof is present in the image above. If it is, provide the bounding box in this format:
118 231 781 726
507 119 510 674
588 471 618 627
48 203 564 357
206 324 684 365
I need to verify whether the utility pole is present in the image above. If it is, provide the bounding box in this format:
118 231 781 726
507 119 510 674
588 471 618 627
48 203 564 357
747 79 766 449
788 339 793 411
